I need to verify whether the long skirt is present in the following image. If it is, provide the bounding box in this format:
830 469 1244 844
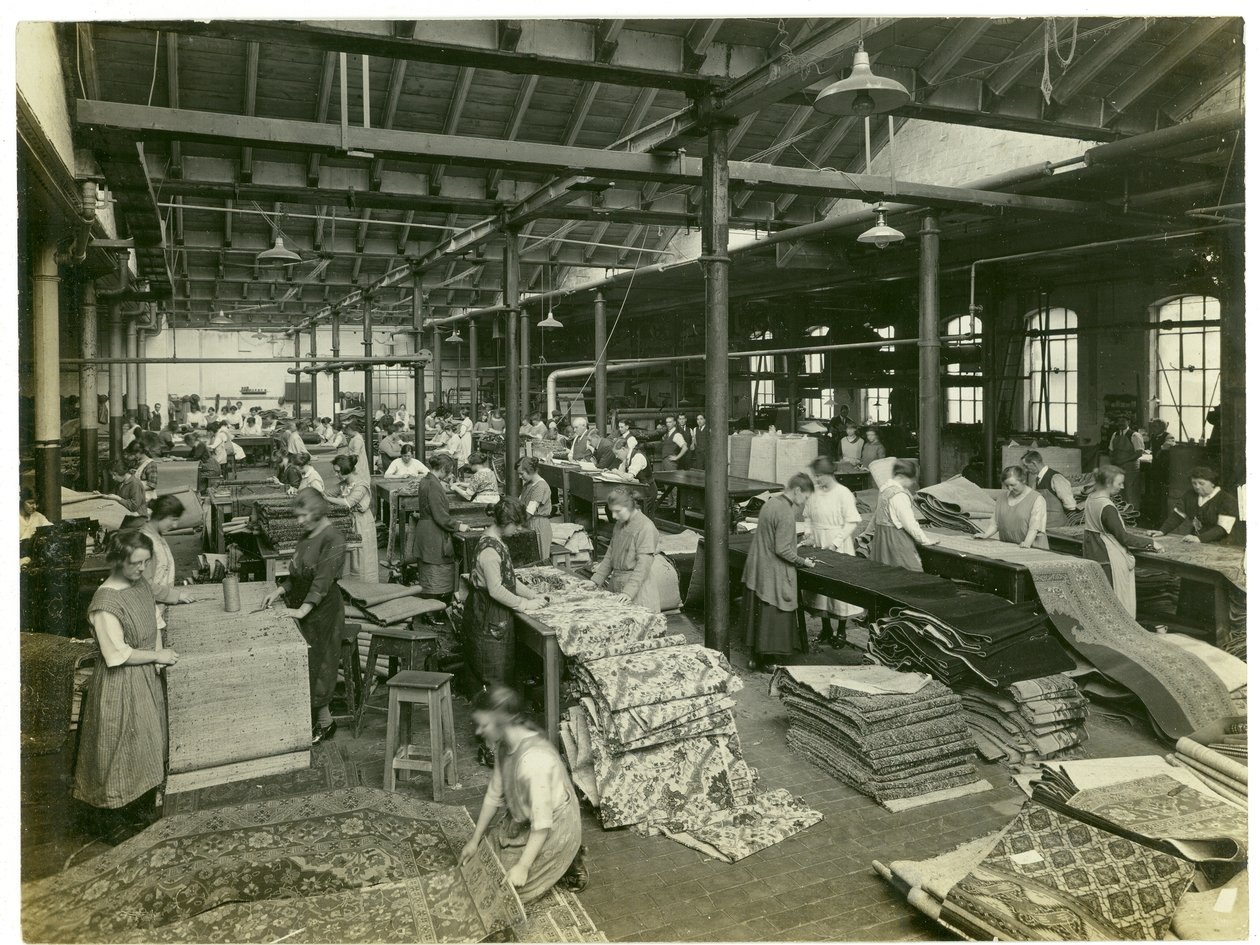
462 588 515 687
528 516 553 563
1084 530 1137 617
868 524 923 572
73 663 167 809
299 599 344 713
417 560 457 597
742 587 806 659
803 531 863 618
352 508 380 583
490 790 582 903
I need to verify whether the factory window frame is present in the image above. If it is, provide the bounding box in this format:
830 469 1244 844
749 330 776 410
804 326 832 417
944 313 983 424
860 326 895 423
1023 306 1078 434
1151 295 1221 442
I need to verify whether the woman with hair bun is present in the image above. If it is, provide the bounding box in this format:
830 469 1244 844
328 454 378 583
263 487 346 743
1083 464 1161 616
460 684 587 900
589 487 661 611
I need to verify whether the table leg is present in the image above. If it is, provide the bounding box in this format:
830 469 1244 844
544 636 561 748
1213 578 1230 649
677 486 687 527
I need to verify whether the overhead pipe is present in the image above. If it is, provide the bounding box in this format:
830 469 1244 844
59 354 431 365
1084 110 1243 167
54 181 98 267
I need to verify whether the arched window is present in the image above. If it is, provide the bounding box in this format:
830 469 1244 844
1153 295 1221 441
944 313 983 424
860 326 894 424
804 326 831 417
748 330 776 410
1023 307 1078 433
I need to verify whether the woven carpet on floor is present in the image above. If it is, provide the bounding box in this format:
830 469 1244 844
20 633 98 757
22 787 524 943
926 533 1236 740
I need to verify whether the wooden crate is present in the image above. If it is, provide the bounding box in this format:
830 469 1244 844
162 582 310 794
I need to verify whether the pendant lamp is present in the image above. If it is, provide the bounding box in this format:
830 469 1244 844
814 43 911 117
857 203 905 249
210 310 233 325
257 236 302 267
538 310 563 329
447 328 464 343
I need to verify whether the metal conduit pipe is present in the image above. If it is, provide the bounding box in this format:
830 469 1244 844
545 336 924 416
55 181 98 266
59 355 432 365
1083 111 1243 166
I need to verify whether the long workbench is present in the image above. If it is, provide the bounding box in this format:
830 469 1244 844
653 470 780 528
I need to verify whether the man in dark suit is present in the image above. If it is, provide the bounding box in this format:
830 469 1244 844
692 412 709 471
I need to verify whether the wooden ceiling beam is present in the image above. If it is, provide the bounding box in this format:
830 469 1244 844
562 82 601 147
986 19 1073 97
430 67 475 196
369 24 415 189
683 19 723 71
594 20 624 63
583 221 611 263
1106 18 1231 119
917 18 990 86
1049 19 1149 106
1162 61 1242 123
497 20 523 52
117 20 719 94
776 116 857 214
223 198 233 247
397 209 415 255
240 42 260 182
307 51 338 187
732 105 814 210
164 32 182 178
487 74 539 195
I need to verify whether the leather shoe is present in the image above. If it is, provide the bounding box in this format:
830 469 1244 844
311 720 337 745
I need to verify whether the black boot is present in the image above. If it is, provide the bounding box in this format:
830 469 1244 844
558 845 589 893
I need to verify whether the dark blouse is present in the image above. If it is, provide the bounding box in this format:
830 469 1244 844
1160 488 1238 543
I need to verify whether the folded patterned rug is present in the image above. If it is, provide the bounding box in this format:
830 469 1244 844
339 580 426 609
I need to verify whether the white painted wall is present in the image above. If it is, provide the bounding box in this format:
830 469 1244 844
16 22 75 176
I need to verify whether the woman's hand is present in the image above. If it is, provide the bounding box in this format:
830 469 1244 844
799 557 817 569
609 593 631 605
177 593 195 604
155 648 179 666
516 598 544 612
459 840 478 865
1150 539 1164 553
459 523 470 533
506 863 530 889
1182 535 1201 544
279 608 305 620
922 537 940 547
286 487 297 496
263 587 286 607
1149 530 1165 538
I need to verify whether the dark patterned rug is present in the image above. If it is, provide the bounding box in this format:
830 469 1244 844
22 787 524 943
20 633 98 756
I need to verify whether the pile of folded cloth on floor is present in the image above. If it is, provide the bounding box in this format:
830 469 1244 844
876 754 1248 941
773 665 990 811
550 523 594 564
1172 716 1247 806
866 604 1075 688
253 496 357 552
958 674 1088 764
1063 473 1139 525
514 567 821 863
912 477 1000 535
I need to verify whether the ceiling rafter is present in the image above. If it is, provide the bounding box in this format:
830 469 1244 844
776 116 858 214
430 67 475 196
1106 18 1230 119
1162 61 1242 123
917 18 990 86
369 53 412 189
240 41 260 182
985 19 1074 98
683 19 723 71
1049 19 1149 107
594 20 624 63
306 51 338 186
732 105 814 210
487 74 539 195
497 20 523 52
164 32 181 178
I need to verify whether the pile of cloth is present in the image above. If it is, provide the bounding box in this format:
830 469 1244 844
1064 472 1139 524
550 522 594 565
515 567 821 863
252 496 357 553
958 674 1088 764
877 756 1247 941
866 604 1075 688
772 665 990 811
340 580 444 626
1173 716 1247 806
912 477 1001 535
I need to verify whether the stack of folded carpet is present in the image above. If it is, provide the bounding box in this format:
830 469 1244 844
517 568 822 863
1065 473 1139 525
867 604 1075 688
253 496 357 553
912 477 1002 535
773 665 990 811
340 580 443 626
1174 723 1247 806
958 674 1088 764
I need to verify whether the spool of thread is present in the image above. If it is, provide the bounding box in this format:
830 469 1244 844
222 574 241 612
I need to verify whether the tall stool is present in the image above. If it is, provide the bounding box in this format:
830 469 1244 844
383 670 458 800
356 620 442 735
334 626 366 723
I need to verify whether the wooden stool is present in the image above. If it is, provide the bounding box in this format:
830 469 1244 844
357 622 442 735
334 633 365 723
383 670 458 799
549 542 574 569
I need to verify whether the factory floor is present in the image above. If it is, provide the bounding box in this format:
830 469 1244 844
21 528 1170 941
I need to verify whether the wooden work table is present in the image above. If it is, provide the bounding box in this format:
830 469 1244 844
653 470 780 528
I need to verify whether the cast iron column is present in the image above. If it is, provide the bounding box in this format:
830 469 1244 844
702 119 732 655
504 234 521 497
331 308 341 421
135 326 148 424
432 325 444 412
519 303 531 420
594 291 608 435
33 244 62 520
79 281 100 490
412 279 426 460
108 305 125 463
307 325 318 421
125 321 139 424
918 213 942 486
363 298 375 474
292 333 302 420
468 317 479 422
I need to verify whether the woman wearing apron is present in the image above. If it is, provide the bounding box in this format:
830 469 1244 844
328 454 379 583
463 498 546 688
1082 465 1162 617
460 685 587 900
974 465 1050 550
589 488 661 612
518 457 554 559
801 456 863 644
859 459 938 571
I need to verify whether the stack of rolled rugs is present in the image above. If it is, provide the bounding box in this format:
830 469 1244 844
515 567 821 863
911 476 1001 535
958 674 1088 764
866 605 1074 688
1172 716 1247 806
1065 473 1139 525
773 665 990 811
253 496 357 553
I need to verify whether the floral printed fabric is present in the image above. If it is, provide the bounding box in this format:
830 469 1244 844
650 788 825 863
21 788 525 943
576 643 742 711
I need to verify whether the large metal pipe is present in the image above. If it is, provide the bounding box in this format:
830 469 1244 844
519 308 531 419
330 308 341 420
33 244 62 521
593 291 608 435
291 334 302 420
362 298 375 474
1084 110 1243 167
702 118 731 657
918 213 941 486
108 305 125 462
432 325 444 411
468 316 479 422
125 321 139 423
61 354 431 365
503 236 521 497
135 325 148 424
79 282 100 490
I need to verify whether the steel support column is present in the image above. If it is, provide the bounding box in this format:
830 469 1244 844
412 279 426 458
108 305 125 463
702 120 731 655
363 298 375 474
79 282 100 490
504 234 521 497
594 291 608 434
980 279 1000 486
293 334 302 420
519 307 531 420
125 322 139 424
331 308 341 420
432 325 444 412
468 317 479 422
918 213 942 485
33 245 62 520
135 327 148 424
308 325 319 421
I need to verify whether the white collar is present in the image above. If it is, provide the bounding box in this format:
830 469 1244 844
1198 486 1221 505
1037 465 1050 477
